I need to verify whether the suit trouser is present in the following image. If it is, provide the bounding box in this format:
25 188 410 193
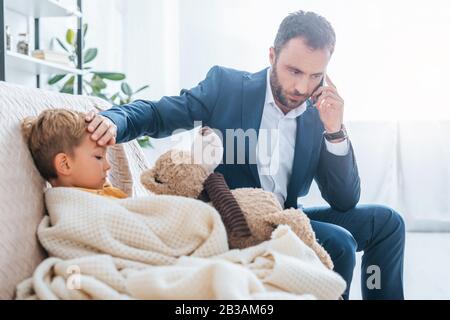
303 204 405 300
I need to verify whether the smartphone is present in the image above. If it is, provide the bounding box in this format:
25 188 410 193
310 75 325 105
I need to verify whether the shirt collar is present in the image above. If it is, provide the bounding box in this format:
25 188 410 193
265 67 307 119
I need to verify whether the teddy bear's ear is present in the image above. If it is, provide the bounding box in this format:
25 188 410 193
140 168 172 195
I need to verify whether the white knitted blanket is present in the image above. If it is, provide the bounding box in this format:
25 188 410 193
16 188 345 300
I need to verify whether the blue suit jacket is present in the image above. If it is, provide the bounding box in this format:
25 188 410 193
101 66 361 211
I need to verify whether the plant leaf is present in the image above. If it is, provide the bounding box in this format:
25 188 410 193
121 82 132 96
60 76 75 94
95 72 126 81
48 74 67 85
137 136 153 148
83 48 97 64
83 24 88 38
60 86 74 94
134 85 150 95
66 29 76 46
55 38 69 52
66 76 75 85
110 92 120 102
91 75 107 91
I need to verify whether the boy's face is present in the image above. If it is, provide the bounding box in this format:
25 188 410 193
66 134 111 189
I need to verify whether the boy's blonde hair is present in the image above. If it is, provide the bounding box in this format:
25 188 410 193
21 109 88 180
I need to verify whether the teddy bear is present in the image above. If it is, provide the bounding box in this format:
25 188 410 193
140 127 334 270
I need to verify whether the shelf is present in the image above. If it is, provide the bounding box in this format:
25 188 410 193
5 0 82 18
6 51 84 75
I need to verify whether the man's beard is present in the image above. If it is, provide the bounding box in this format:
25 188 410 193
270 65 308 110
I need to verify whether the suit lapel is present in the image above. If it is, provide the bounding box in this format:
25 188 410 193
241 68 268 188
285 101 317 208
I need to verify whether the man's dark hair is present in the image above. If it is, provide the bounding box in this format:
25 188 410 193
274 10 336 56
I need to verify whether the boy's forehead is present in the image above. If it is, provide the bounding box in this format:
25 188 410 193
82 133 107 151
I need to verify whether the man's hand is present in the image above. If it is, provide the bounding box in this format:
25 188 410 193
85 110 117 146
312 75 344 134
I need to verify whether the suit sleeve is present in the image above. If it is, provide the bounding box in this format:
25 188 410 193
314 140 361 212
100 66 223 143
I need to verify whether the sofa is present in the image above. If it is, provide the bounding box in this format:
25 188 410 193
0 81 150 299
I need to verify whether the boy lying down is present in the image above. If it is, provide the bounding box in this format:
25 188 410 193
17 108 345 300
21 108 128 199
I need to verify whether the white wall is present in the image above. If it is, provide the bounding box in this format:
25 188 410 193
120 0 180 100
177 0 450 121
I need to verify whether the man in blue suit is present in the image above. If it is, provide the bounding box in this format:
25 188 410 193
86 10 405 300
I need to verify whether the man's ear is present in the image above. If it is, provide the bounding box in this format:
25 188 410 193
269 47 276 67
53 153 72 177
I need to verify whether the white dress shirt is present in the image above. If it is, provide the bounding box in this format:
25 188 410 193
256 68 349 207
